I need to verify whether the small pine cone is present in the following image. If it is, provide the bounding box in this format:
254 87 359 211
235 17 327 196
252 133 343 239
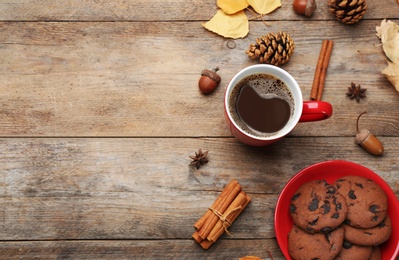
245 32 295 66
327 0 367 25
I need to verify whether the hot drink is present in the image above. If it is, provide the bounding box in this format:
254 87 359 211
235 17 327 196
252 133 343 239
225 65 332 146
228 73 294 137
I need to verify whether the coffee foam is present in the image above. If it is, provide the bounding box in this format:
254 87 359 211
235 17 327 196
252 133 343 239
228 73 295 138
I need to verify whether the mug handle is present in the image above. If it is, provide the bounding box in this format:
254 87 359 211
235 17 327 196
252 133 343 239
299 101 333 122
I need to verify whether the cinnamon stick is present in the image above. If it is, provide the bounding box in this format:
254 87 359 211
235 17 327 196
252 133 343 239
207 191 251 242
192 231 203 244
194 191 251 250
316 40 334 101
194 179 239 231
198 181 242 239
310 40 329 100
192 179 251 249
199 238 213 250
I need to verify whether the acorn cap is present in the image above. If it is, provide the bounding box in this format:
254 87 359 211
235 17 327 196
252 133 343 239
355 129 370 144
201 69 221 83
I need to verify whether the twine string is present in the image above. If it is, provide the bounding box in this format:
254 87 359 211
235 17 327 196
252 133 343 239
209 206 242 236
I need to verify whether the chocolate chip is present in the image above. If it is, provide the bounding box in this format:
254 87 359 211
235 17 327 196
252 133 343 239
372 216 379 222
335 201 342 211
291 193 301 201
355 182 364 188
331 213 340 219
348 190 356 199
343 241 353 249
320 227 333 233
326 185 336 194
320 180 328 185
321 202 331 214
290 204 297 213
369 205 380 213
309 217 319 226
308 198 319 211
378 220 386 227
324 233 331 243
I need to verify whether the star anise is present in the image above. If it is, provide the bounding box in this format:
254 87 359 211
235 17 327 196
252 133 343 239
189 149 209 169
346 82 367 102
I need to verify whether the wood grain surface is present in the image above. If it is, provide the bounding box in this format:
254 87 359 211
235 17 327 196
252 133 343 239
1 0 399 259
1 20 399 137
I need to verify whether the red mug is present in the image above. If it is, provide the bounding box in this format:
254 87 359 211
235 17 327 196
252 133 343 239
224 65 333 146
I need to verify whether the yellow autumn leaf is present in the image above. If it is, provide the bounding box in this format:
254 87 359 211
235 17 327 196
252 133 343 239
203 10 249 39
248 0 281 15
376 19 399 63
376 19 399 42
217 0 249 15
382 61 399 92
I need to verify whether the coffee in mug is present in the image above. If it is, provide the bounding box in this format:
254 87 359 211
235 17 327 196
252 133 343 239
228 73 295 137
224 64 333 146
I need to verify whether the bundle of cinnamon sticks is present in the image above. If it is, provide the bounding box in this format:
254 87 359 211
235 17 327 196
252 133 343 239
192 179 251 249
310 39 334 101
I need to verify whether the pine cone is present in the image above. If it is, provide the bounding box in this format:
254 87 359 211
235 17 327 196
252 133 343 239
328 0 367 25
245 32 295 66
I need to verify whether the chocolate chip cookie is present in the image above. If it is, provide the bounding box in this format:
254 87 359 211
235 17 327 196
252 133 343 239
290 179 348 233
369 246 382 260
288 225 344 260
334 241 373 260
344 215 392 246
334 175 388 228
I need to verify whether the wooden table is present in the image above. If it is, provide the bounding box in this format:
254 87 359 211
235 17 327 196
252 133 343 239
1 1 399 259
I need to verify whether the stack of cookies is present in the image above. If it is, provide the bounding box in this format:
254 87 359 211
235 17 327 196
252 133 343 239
288 176 392 260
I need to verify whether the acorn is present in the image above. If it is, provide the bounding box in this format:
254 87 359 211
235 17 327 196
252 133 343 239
355 111 384 156
292 0 316 17
198 67 221 94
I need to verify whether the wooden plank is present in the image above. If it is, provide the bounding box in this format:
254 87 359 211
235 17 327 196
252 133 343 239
1 20 399 137
0 0 398 21
1 194 277 240
1 137 398 196
0 0 217 22
1 137 398 240
0 239 284 259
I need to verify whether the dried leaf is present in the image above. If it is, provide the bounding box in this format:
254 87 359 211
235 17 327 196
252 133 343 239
376 19 399 92
248 0 281 15
203 10 249 39
239 257 262 260
376 19 399 63
382 61 399 92
217 0 249 15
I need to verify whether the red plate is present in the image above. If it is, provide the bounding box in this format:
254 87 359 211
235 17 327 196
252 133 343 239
274 160 399 260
